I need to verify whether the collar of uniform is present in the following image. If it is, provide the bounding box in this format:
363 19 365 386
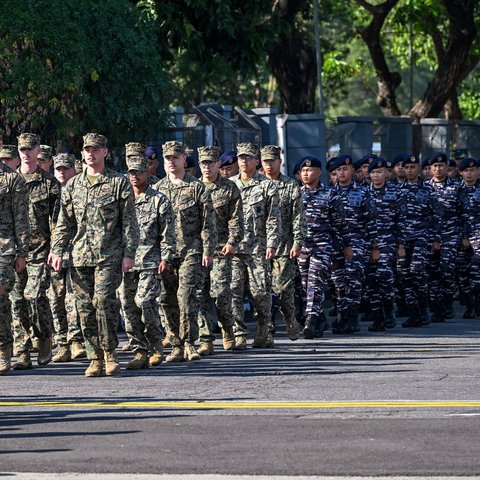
21 166 44 182
136 186 157 204
79 168 113 187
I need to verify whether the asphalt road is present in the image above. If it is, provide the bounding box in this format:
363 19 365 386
1 304 480 477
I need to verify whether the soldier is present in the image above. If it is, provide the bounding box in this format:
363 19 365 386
50 153 86 362
329 155 379 334
391 153 407 185
0 153 29 374
49 133 139 377
197 146 243 354
146 146 161 183
421 157 432 180
230 143 281 349
0 145 20 170
261 145 306 341
426 152 470 322
37 145 53 173
397 154 442 328
219 151 238 178
153 141 217 362
119 153 175 369
298 157 349 339
11 133 59 369
185 155 197 177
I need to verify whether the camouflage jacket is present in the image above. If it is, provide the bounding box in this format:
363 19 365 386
132 186 176 269
0 163 29 260
202 174 244 252
51 169 139 266
232 172 281 256
270 173 306 256
19 166 59 261
153 173 217 258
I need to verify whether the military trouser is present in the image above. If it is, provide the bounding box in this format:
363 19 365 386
231 253 271 337
198 255 234 343
298 244 331 319
456 246 474 298
366 246 396 315
159 254 202 346
70 264 122 360
397 239 429 310
119 269 163 352
11 259 53 353
468 238 480 294
271 256 297 327
50 268 83 346
0 259 15 348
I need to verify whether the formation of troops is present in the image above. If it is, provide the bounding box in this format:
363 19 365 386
0 132 478 377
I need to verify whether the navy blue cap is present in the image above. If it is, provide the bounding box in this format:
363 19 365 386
459 157 478 171
368 157 387 173
298 156 322 170
220 150 237 167
448 159 457 168
392 153 408 167
146 146 158 160
292 161 303 175
428 152 448 165
402 154 420 166
355 153 378 170
329 154 353 173
185 156 195 169
421 156 431 169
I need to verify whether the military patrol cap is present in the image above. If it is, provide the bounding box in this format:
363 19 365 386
355 153 377 170
237 143 259 158
185 156 196 169
260 145 282 161
146 146 158 160
83 133 107 148
17 133 40 149
125 142 146 158
428 152 448 165
198 146 220 162
38 144 53 160
402 154 419 166
162 140 185 157
126 154 148 172
299 156 322 170
0 145 19 159
453 148 468 160
329 154 353 172
53 153 76 169
220 150 237 166
459 157 478 171
367 157 387 173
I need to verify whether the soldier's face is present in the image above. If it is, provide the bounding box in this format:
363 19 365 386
261 157 281 177
147 157 159 177
83 146 107 169
199 159 220 181
430 162 447 180
422 166 432 179
300 166 321 187
238 155 258 176
361 163 370 181
220 163 239 178
461 166 478 185
164 154 186 175
394 163 406 179
1 156 20 170
38 157 52 172
128 169 149 189
19 146 40 167
54 166 76 186
336 165 353 185
369 167 387 187
404 163 420 181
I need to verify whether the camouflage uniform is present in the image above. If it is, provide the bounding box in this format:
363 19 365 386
153 142 217 347
231 144 281 344
0 160 29 353
11 147 59 353
197 147 244 344
51 134 139 361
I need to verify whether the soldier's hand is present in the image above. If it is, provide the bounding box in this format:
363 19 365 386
47 252 63 272
202 256 213 268
15 256 26 273
158 260 169 273
461 238 471 250
266 248 275 260
343 246 353 260
122 257 135 273
397 244 406 258
432 241 441 253
222 244 236 257
371 248 380 262
289 247 301 259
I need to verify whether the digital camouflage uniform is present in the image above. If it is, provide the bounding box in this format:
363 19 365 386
153 142 217 347
231 143 281 344
51 134 139 360
197 146 244 344
11 155 59 353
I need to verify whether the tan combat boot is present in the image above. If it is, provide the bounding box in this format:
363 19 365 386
233 335 247 350
71 341 87 359
13 351 32 370
85 359 103 377
252 324 269 348
37 338 52 365
184 342 201 361
121 342 133 352
104 350 120 376
0 345 12 375
162 337 172 349
265 330 274 348
31 338 40 353
126 350 149 370
197 340 214 356
149 342 164 367
165 346 184 362
52 345 71 363
221 327 235 351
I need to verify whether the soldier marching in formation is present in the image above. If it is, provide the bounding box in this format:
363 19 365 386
0 131 478 377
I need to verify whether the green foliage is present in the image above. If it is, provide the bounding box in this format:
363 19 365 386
0 0 172 146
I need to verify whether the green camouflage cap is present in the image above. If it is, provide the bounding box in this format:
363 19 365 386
0 145 19 159
53 153 76 169
17 133 40 149
453 148 468 160
38 144 53 160
126 154 148 172
237 143 259 158
198 145 220 162
261 145 282 161
83 132 107 148
162 141 185 157
125 142 147 158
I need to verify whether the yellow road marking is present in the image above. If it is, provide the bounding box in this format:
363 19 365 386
1 400 480 409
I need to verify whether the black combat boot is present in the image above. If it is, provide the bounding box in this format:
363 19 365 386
346 306 361 333
332 310 348 334
303 316 318 339
383 300 397 329
368 310 385 332
444 300 454 320
418 299 431 325
316 313 327 338
402 305 422 327
431 304 445 323
395 299 409 318
463 296 476 319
